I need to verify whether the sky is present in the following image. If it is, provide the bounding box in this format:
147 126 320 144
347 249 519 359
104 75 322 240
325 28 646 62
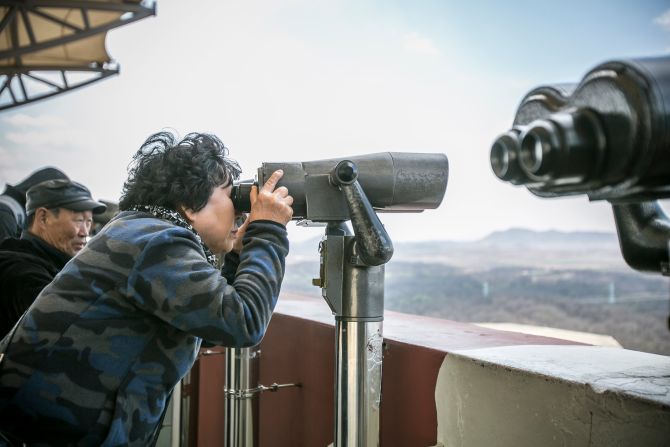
0 0 669 243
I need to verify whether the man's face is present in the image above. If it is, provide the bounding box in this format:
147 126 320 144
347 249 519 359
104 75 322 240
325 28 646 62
41 208 93 257
187 184 238 255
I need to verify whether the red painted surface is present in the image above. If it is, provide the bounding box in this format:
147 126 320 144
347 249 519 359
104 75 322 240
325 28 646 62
189 298 583 446
191 346 227 446
183 360 199 447
258 313 335 447
380 341 446 447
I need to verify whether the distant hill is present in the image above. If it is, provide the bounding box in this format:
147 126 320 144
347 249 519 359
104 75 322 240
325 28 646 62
288 228 627 270
391 228 624 271
477 228 618 247
289 228 621 261
281 228 670 356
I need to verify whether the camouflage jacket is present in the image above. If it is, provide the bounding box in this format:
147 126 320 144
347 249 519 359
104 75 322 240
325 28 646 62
0 211 289 446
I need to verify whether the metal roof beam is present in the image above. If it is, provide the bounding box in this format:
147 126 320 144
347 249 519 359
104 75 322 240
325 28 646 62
18 1 151 13
80 7 90 30
24 71 64 90
0 6 17 36
18 6 36 45
28 8 85 32
0 65 118 111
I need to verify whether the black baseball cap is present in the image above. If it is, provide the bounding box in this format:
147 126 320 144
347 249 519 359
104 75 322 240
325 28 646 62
26 179 107 215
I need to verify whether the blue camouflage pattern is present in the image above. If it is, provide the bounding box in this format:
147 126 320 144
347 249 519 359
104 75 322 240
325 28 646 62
0 211 288 446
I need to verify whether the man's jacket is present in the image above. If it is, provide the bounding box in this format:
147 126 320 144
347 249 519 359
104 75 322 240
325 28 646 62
0 232 70 336
0 186 27 241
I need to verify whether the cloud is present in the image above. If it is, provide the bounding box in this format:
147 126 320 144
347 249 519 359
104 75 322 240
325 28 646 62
0 143 56 183
654 9 670 31
403 32 440 56
5 129 92 148
0 112 99 185
0 112 92 149
1 113 66 128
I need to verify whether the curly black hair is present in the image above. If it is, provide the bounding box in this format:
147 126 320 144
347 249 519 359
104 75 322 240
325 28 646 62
119 131 242 212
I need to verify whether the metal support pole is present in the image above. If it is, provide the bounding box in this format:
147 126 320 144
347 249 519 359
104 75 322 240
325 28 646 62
320 223 387 447
170 380 182 447
335 320 383 446
224 346 260 447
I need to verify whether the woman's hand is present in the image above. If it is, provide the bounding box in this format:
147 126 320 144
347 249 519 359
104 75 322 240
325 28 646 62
231 214 249 254
248 170 294 226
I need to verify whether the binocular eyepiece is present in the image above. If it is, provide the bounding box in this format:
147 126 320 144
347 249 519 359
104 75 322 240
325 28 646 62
230 182 255 214
490 56 670 278
231 152 449 222
490 57 670 202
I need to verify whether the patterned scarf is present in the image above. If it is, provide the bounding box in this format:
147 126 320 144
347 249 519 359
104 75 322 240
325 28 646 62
128 204 218 267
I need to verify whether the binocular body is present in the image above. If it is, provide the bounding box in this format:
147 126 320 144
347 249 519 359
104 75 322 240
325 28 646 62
491 56 670 277
232 152 449 222
491 56 670 203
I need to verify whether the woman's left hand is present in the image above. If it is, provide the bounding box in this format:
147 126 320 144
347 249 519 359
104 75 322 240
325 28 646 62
232 214 250 254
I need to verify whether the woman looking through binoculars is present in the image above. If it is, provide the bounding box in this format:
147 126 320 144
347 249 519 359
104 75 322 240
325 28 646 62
0 131 293 446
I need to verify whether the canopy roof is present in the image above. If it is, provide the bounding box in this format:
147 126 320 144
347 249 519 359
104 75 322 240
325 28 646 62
0 0 155 111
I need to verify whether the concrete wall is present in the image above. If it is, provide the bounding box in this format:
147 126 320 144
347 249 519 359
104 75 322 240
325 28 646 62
436 346 670 447
187 295 670 446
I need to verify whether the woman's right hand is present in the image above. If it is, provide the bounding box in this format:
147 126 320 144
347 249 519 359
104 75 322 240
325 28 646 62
248 170 294 225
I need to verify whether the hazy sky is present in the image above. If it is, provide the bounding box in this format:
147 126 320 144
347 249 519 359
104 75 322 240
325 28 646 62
1 0 668 242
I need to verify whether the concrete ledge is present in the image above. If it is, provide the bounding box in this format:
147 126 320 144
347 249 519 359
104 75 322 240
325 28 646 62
190 295 670 446
267 295 590 446
275 295 583 351
436 345 670 447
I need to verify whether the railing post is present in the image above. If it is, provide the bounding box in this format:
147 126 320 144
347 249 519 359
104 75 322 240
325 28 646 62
224 346 260 447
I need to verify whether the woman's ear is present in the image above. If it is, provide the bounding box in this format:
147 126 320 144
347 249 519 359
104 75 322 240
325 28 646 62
180 206 196 223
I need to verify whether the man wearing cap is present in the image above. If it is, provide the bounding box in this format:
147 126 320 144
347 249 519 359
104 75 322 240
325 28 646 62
0 179 106 336
0 166 69 241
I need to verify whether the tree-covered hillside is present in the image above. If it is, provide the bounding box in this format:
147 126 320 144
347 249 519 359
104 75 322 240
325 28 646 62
283 229 670 355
